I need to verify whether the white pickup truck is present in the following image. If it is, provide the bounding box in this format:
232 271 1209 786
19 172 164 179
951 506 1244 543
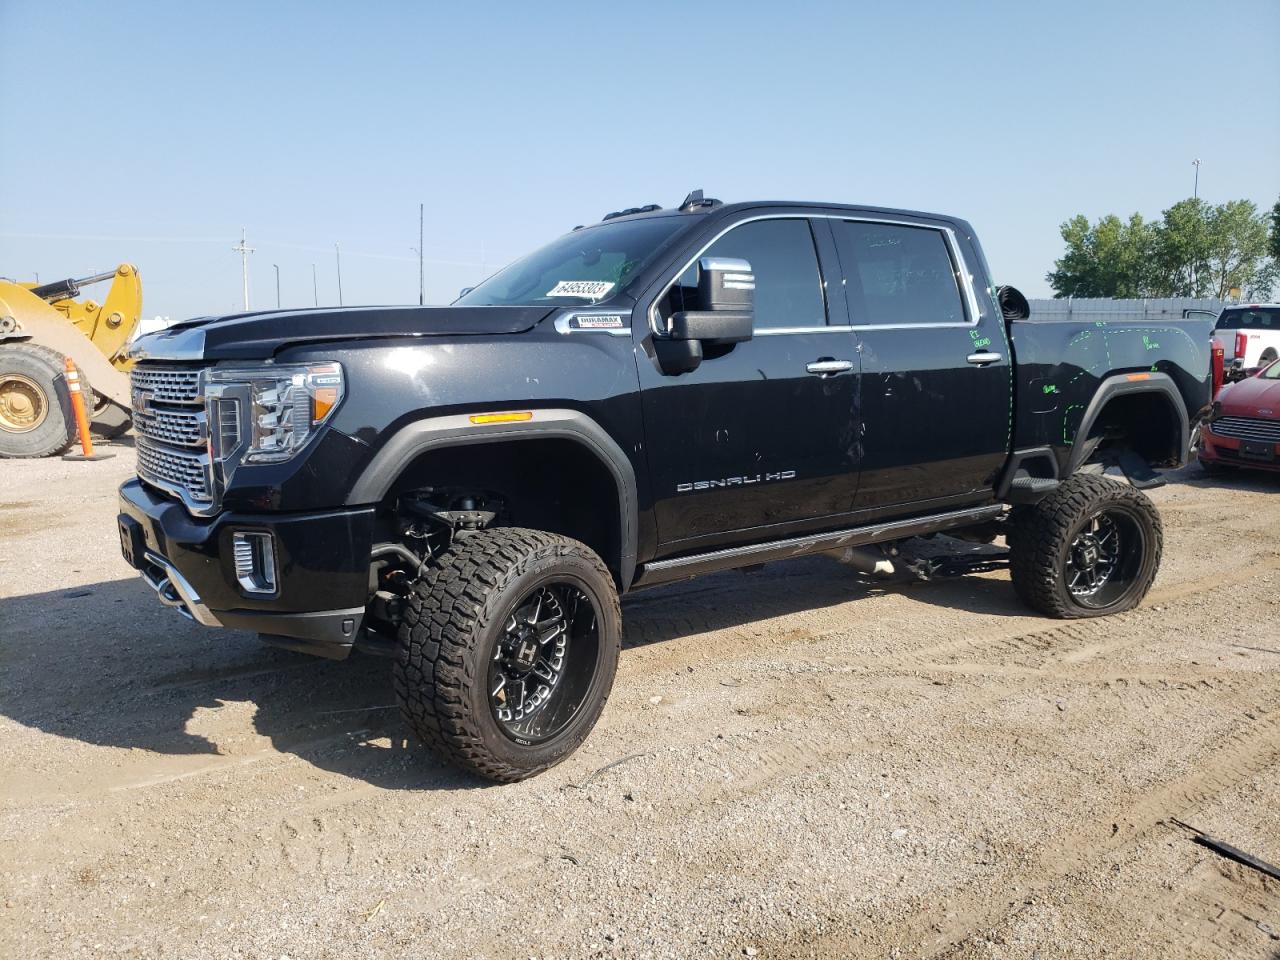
1215 304 1280 373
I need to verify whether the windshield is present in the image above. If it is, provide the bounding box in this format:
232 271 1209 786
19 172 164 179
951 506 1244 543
1263 358 1280 379
456 216 688 307
1216 307 1280 331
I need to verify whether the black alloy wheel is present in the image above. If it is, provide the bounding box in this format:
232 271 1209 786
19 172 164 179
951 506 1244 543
488 581 602 743
395 527 621 782
1010 474 1163 619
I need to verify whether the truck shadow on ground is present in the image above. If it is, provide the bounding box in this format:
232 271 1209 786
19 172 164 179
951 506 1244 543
1161 461 1280 491
0 554 1032 790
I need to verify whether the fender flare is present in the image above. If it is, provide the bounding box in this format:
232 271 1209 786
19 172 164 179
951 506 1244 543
1066 372 1189 476
345 409 638 588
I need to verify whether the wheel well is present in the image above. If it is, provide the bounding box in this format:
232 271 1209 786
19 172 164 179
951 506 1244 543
383 438 624 585
1080 391 1182 468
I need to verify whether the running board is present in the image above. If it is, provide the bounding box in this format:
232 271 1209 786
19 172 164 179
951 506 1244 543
632 504 1006 588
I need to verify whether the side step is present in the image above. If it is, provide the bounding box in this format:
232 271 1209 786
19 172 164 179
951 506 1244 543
1005 476 1060 505
1115 450 1167 489
632 504 1005 588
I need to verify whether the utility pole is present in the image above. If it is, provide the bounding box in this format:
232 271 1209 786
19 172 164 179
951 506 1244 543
232 227 255 310
1190 159 1203 295
273 264 280 308
418 203 425 305
335 243 343 306
311 263 318 306
1192 158 1201 200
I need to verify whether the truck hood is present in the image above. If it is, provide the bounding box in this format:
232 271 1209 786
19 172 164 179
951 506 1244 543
1218 373 1280 416
131 305 556 361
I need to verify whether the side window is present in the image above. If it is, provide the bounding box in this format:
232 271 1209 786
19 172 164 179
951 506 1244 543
662 219 827 330
834 221 965 326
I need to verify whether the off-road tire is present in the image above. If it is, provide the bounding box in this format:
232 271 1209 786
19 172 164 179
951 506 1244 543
0 343 81 458
1009 474 1162 619
394 527 622 783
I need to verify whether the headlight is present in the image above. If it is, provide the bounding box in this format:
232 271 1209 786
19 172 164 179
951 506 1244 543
204 361 344 464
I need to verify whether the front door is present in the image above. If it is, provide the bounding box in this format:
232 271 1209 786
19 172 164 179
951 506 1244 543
827 217 1011 514
637 216 860 552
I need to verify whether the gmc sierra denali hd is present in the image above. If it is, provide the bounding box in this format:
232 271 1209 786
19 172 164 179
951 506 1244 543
118 192 1213 781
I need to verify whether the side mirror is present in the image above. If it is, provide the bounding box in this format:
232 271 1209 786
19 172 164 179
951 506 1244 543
656 258 754 375
458 286 474 299
671 257 754 344
996 285 1030 321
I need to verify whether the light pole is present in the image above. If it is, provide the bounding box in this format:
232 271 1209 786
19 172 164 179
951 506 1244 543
312 263 318 306
418 202 425 305
232 227 254 310
1192 158 1201 200
335 243 343 306
273 263 280 308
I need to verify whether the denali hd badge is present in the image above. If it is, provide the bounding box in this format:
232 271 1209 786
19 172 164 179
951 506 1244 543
676 470 796 493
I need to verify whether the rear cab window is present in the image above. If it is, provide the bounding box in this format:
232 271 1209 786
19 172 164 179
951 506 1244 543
1216 307 1280 331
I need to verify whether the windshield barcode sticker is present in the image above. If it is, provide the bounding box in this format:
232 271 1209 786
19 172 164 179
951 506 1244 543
546 280 615 300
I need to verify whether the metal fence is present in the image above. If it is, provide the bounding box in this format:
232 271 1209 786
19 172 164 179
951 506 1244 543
1027 297 1224 321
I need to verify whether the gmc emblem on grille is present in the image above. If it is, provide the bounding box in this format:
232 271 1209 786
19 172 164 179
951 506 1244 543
1260 408 1274 416
132 388 155 414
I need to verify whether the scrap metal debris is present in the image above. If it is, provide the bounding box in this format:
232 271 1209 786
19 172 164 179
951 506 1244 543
1169 818 1280 882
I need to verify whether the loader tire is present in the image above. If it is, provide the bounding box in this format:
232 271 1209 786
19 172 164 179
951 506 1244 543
0 343 81 458
395 527 621 783
1009 474 1162 619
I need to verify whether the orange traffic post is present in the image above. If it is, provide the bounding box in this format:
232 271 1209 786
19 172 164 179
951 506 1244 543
61 356 115 461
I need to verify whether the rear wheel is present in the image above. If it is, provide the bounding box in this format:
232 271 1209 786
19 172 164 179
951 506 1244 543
0 343 79 458
394 527 621 782
1010 474 1162 619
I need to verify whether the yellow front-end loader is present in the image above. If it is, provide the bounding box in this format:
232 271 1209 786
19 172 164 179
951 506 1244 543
0 264 140 457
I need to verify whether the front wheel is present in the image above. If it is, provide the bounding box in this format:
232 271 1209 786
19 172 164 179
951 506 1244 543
1009 475 1163 619
0 343 80 458
394 528 621 782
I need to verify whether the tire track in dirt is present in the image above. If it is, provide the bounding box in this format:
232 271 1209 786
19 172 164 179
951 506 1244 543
617 552 1280 686
773 705 1280 959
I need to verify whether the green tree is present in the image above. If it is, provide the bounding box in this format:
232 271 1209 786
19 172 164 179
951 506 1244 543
1200 199 1273 299
1046 213 1158 298
1152 198 1211 296
1268 197 1280 261
1050 198 1277 300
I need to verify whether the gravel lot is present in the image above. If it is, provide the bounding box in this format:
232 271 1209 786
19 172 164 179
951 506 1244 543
1 443 1278 959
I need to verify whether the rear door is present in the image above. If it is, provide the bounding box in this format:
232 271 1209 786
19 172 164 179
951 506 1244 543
827 217 1010 514
637 216 861 551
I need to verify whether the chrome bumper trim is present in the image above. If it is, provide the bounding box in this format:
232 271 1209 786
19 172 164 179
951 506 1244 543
141 551 222 627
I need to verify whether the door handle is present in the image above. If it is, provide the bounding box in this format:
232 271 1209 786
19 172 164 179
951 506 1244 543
966 352 1003 366
805 359 854 376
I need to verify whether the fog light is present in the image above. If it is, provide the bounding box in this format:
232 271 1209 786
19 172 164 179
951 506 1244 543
232 531 277 595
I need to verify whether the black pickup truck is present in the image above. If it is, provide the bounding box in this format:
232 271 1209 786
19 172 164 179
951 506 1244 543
118 192 1212 781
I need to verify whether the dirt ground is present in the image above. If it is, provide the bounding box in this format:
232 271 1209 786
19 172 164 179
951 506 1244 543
1 444 1277 960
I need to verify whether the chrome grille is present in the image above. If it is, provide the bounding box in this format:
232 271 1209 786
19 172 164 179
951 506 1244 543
136 437 212 503
129 366 202 405
1210 416 1280 444
130 364 213 508
133 407 206 447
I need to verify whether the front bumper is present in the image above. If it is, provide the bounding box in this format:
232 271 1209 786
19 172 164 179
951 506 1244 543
118 479 376 659
1200 427 1280 472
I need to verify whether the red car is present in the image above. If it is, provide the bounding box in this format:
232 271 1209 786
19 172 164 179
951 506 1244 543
1200 359 1280 473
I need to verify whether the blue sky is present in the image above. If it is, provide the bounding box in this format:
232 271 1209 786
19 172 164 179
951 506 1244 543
2 0 1277 320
